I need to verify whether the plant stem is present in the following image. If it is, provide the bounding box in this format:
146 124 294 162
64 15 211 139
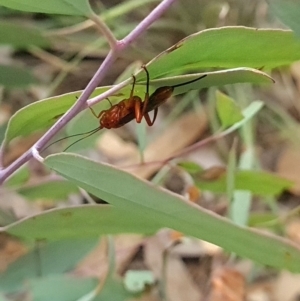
0 0 177 184
89 11 118 49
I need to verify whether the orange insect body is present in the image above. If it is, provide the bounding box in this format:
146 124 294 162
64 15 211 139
112 66 207 126
92 66 156 129
96 95 142 129
95 66 207 129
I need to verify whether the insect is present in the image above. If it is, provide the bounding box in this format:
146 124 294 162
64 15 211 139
100 66 207 128
89 67 153 128
45 66 207 151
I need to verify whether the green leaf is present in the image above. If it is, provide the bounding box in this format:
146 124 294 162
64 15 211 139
194 169 293 196
29 275 97 301
177 161 203 174
0 21 49 49
0 238 99 293
184 101 264 158
0 122 7 145
3 94 77 148
5 206 156 240
230 145 256 226
143 27 300 78
249 212 279 228
2 86 125 149
93 275 132 301
268 0 300 38
0 65 38 88
216 91 244 128
0 0 93 16
136 121 147 157
4 154 300 272
17 180 79 201
224 101 264 133
5 166 30 187
3 67 272 149
140 68 273 95
63 108 104 152
227 140 237 204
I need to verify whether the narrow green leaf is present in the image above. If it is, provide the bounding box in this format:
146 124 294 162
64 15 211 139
29 275 97 301
0 21 49 49
0 0 93 16
249 212 279 228
141 68 273 95
268 0 300 38
0 238 99 293
4 154 300 272
184 101 264 160
2 94 97 153
136 121 147 158
93 275 132 301
177 161 203 174
3 93 77 148
216 91 244 128
231 147 255 226
144 27 300 79
194 169 293 196
0 122 7 145
227 140 237 205
231 190 252 225
5 206 156 241
2 85 131 149
0 65 37 88
5 166 29 187
18 180 79 201
225 101 264 133
62 99 112 153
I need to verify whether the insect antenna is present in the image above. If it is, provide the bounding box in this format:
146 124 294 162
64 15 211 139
172 74 207 88
63 127 101 151
43 126 100 152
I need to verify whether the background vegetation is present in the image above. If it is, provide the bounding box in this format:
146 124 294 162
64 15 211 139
0 0 300 300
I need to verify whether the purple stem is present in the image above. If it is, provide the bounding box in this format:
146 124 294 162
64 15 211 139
0 0 177 184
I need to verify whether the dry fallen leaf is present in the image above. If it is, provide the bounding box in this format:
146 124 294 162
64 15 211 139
96 131 138 161
286 219 300 245
246 281 273 301
74 235 143 278
0 190 40 220
208 267 245 301
274 271 300 301
0 233 28 272
164 255 203 301
276 145 300 195
143 230 225 301
123 110 207 179
144 230 203 301
290 62 300 94
0 103 12 125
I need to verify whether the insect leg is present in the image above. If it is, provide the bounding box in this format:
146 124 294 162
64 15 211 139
134 98 143 123
106 98 113 107
89 98 112 118
89 106 99 118
141 65 150 116
130 74 136 98
143 108 158 126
